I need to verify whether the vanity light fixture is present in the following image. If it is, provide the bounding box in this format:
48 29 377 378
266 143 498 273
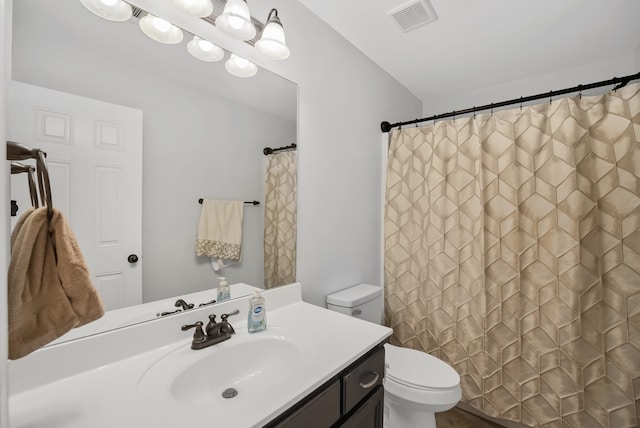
225 53 258 77
215 0 256 41
169 0 213 18
79 1 291 78
139 13 184 44
79 0 132 22
187 36 225 62
255 9 290 60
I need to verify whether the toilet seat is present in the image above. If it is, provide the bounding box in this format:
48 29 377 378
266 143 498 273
384 344 460 391
383 344 462 408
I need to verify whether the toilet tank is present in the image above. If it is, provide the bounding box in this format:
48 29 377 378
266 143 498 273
326 284 383 325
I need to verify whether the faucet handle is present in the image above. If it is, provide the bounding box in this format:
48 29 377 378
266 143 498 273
199 298 217 307
181 321 205 343
220 309 240 335
221 309 240 320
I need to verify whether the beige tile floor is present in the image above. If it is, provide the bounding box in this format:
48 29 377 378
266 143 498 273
435 407 504 428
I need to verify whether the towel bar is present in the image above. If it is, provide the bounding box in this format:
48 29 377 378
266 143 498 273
198 199 260 205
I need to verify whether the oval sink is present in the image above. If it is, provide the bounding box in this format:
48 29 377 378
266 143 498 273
138 330 302 407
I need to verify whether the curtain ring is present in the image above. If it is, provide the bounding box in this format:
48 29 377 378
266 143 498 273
415 119 419 128
520 96 523 110
549 91 553 104
578 84 583 99
490 103 493 115
473 107 476 119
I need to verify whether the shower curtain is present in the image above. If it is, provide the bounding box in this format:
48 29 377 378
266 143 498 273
384 83 640 427
264 150 297 289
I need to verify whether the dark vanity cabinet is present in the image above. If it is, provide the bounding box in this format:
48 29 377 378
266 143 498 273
266 342 386 428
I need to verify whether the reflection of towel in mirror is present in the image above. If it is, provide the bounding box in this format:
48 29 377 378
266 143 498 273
8 207 105 359
195 199 243 261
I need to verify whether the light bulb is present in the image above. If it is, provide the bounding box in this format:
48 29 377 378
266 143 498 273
198 39 214 52
80 0 132 21
169 0 213 17
235 56 249 67
225 54 257 77
215 0 256 41
152 17 172 33
228 16 245 30
187 36 224 62
139 14 184 44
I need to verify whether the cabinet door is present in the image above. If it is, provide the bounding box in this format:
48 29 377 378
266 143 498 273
275 380 341 428
340 386 384 428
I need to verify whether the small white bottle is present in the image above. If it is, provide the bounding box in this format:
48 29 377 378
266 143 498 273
247 290 266 333
217 277 230 302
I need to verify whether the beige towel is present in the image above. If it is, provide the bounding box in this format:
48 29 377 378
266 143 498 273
195 200 243 261
8 207 105 359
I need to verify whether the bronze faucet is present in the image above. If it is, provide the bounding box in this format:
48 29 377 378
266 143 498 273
174 299 195 311
181 310 240 350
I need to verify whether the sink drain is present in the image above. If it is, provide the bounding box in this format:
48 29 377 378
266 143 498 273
222 388 238 399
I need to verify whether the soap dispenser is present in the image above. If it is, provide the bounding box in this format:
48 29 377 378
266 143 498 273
217 277 230 302
247 290 266 333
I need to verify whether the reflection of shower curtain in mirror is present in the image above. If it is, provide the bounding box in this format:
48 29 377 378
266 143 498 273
384 83 640 427
264 150 297 289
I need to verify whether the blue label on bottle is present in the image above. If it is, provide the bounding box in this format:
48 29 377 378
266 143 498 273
254 306 263 314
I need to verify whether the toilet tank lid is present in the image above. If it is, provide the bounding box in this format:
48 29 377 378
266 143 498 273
326 284 381 307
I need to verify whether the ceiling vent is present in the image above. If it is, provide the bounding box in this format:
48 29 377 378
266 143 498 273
388 0 438 33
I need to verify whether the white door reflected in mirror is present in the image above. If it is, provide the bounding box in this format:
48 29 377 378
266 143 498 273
10 81 143 311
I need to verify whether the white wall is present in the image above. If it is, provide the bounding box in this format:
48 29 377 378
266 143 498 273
1 1 421 422
12 37 296 302
260 2 422 307
423 53 639 117
0 1 10 426
126 0 425 307
264 2 424 306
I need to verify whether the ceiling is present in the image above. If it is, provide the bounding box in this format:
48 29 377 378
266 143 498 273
299 0 640 103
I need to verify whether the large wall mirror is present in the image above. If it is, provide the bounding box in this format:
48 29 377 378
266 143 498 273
9 0 297 344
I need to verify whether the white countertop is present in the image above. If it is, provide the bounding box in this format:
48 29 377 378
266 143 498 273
9 283 391 428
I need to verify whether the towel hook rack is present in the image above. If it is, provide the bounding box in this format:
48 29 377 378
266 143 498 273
10 162 40 209
7 141 53 220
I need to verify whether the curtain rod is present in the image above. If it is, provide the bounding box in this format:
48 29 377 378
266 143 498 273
380 71 640 133
263 143 296 155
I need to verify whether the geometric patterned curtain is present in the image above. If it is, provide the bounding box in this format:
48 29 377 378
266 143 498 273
264 150 297 289
384 83 640 427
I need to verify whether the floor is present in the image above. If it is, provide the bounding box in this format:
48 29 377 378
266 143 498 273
435 407 504 428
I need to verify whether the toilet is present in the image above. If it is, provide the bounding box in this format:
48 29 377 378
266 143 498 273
327 284 462 428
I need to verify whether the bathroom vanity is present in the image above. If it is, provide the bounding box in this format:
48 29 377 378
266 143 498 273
8 283 391 427
266 344 385 427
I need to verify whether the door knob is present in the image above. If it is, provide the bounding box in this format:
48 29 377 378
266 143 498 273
128 254 139 264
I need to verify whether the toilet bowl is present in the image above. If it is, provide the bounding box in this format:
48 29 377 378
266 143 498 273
327 284 462 428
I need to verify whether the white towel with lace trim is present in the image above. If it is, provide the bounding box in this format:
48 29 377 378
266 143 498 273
195 199 243 261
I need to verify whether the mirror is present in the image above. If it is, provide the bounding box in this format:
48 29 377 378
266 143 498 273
9 0 297 344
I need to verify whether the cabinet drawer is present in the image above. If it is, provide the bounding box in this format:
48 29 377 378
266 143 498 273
343 347 385 414
277 380 341 428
